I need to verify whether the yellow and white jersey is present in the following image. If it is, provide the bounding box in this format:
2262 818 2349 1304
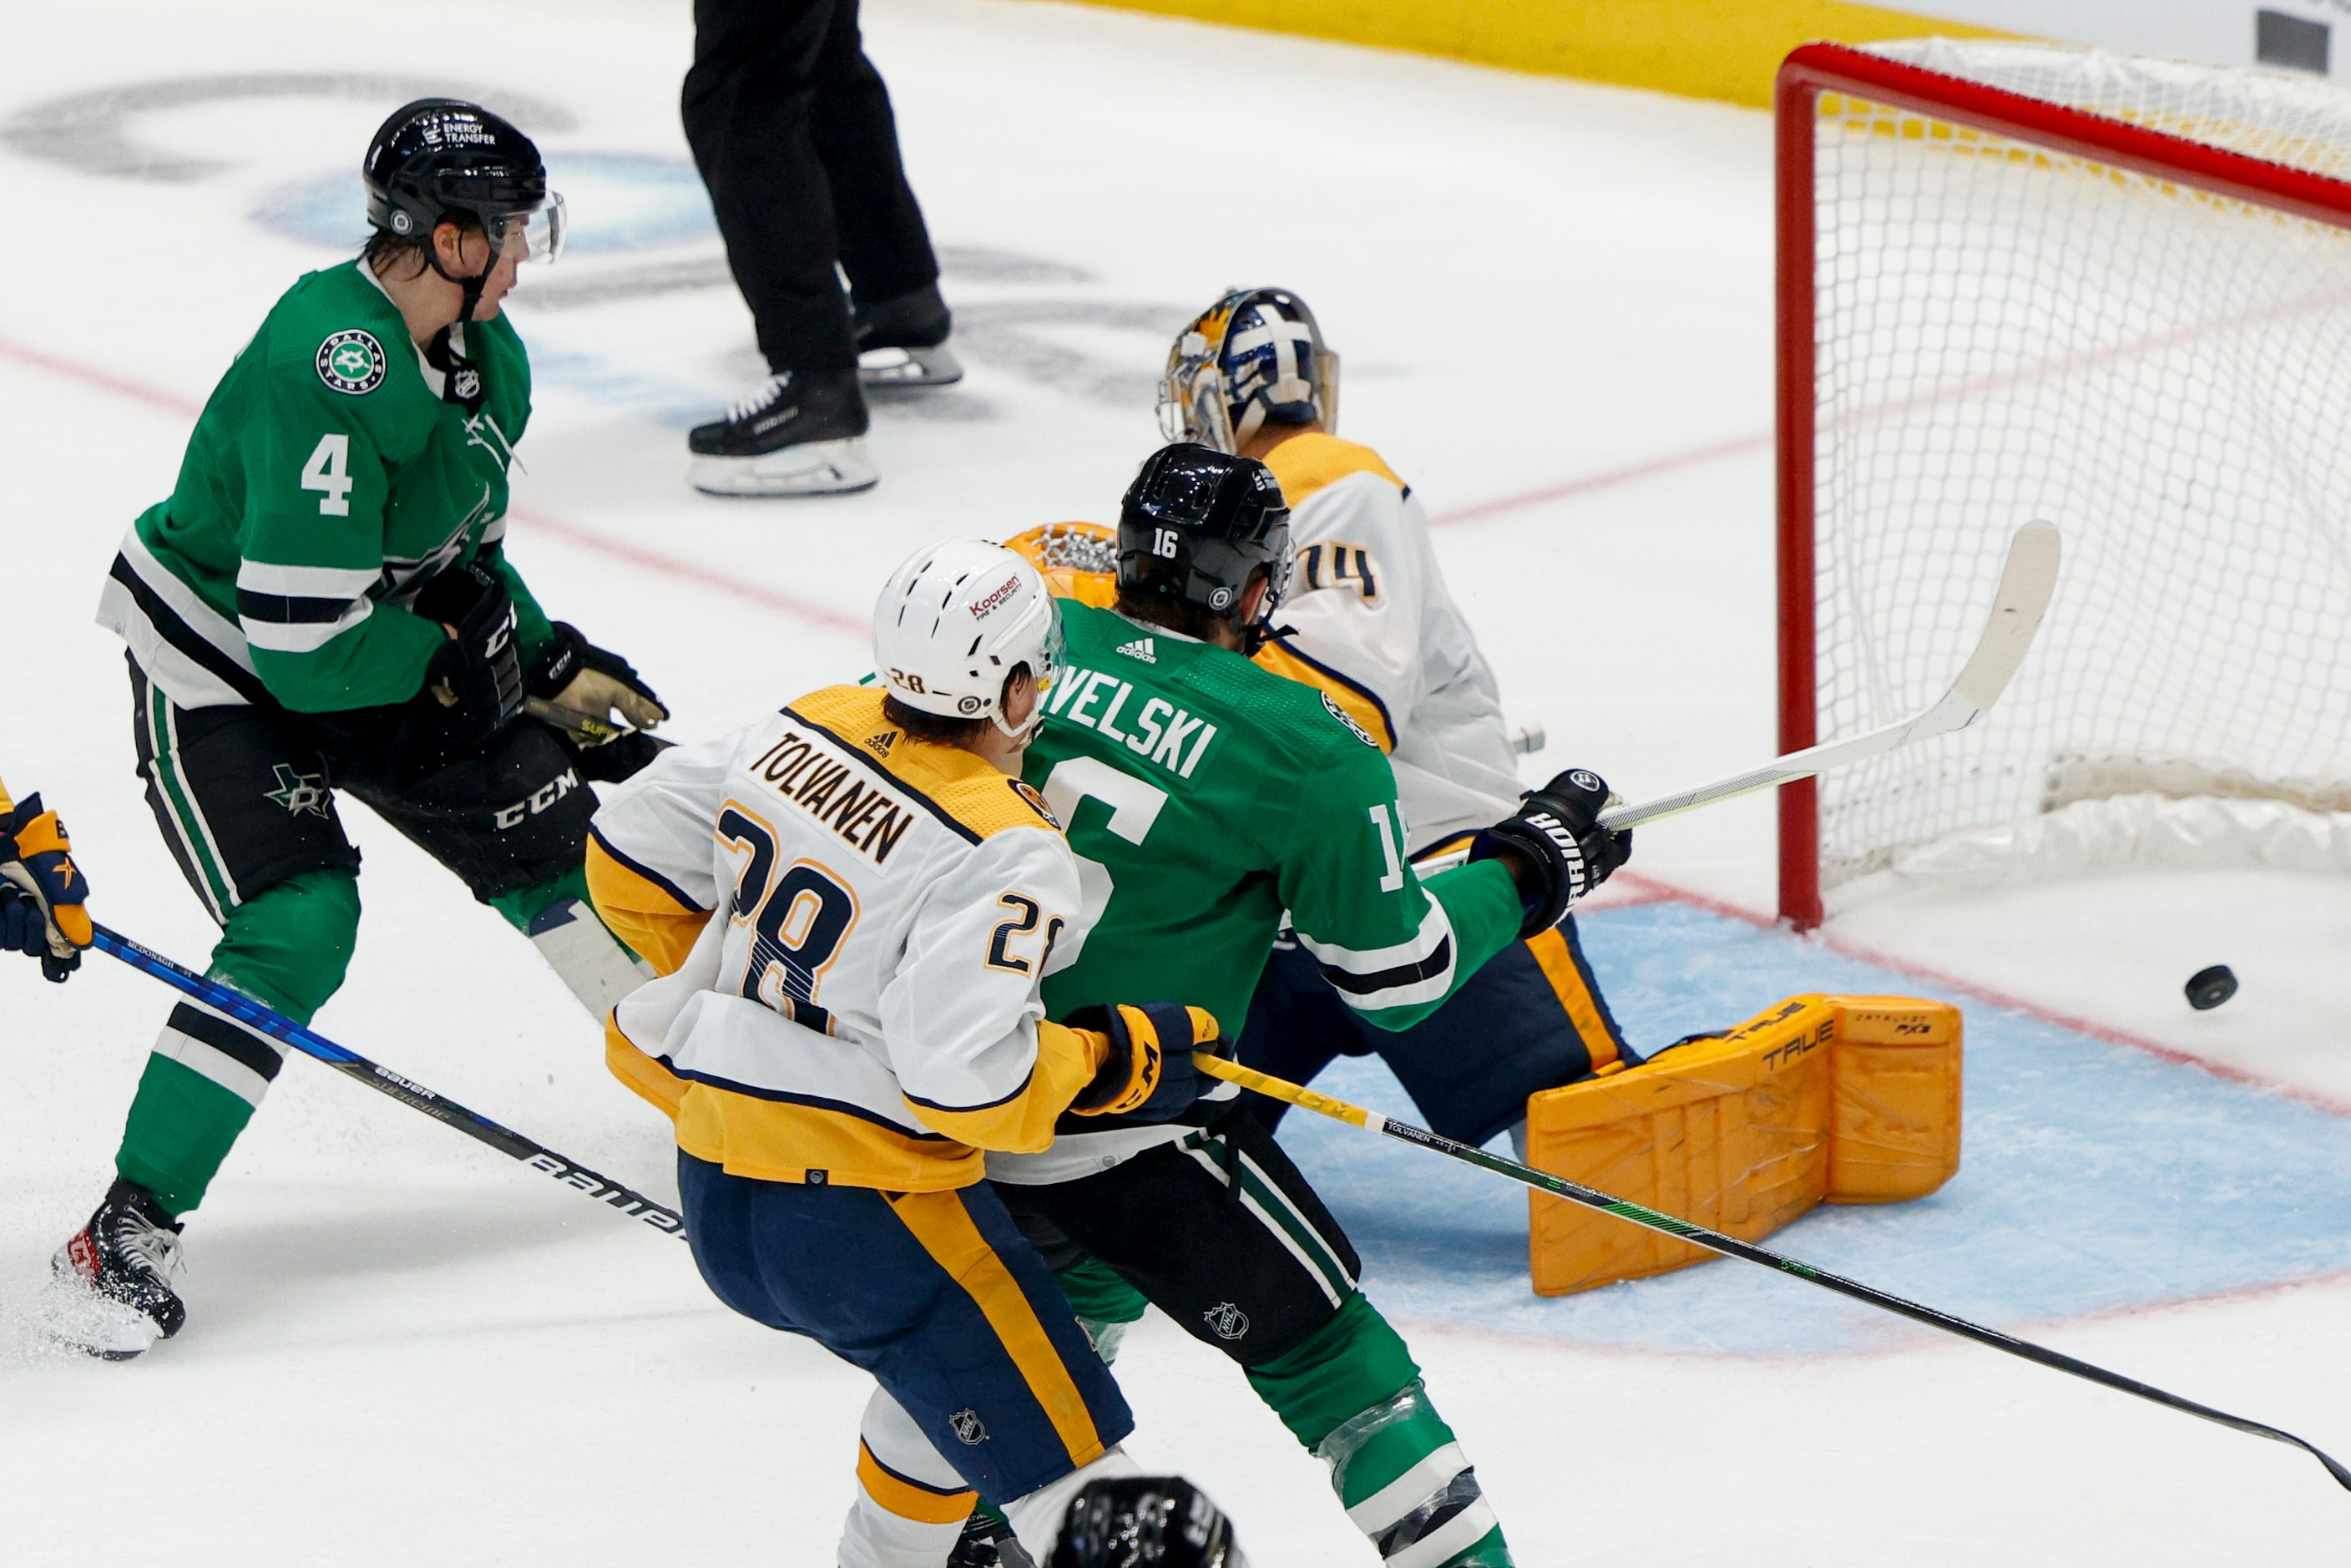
1254 432 1524 856
587 685 1107 1192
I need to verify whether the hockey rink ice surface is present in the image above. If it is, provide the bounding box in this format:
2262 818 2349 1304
5 1 2351 1562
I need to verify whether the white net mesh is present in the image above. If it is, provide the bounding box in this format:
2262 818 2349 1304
1807 40 2351 903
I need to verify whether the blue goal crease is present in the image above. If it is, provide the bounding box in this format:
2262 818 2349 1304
1272 900 2351 1358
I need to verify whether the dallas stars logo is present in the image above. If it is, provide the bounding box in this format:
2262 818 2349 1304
316 329 387 396
265 764 331 820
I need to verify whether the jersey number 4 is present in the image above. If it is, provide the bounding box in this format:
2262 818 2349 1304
719 805 857 1034
301 433 355 518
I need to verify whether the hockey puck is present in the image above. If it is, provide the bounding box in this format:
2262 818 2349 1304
2185 964 2238 1011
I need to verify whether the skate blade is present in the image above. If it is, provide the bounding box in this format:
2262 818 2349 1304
38 1278 164 1361
859 343 963 389
690 437 880 498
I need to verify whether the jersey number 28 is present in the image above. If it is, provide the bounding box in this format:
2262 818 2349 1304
719 805 857 1034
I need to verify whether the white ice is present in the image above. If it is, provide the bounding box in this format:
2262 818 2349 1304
3 1 2347 1561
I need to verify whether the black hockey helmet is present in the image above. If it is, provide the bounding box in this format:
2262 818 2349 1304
363 99 563 271
1116 443 1292 649
1049 1476 1241 1568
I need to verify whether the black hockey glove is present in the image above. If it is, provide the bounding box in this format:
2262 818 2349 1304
527 622 669 749
1469 766 1631 939
0 794 92 983
389 565 524 786
556 726 673 785
1064 1003 1231 1123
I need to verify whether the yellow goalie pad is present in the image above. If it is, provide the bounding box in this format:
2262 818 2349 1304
1524 994 1961 1297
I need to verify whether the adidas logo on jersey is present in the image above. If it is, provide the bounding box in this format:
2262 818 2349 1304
1115 636 1156 664
866 731 897 756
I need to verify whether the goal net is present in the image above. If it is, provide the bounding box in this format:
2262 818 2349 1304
1779 39 2351 926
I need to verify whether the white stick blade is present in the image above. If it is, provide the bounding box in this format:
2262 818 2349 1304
1949 520 2061 715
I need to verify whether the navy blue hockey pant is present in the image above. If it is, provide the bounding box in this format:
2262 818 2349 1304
678 1153 1135 1505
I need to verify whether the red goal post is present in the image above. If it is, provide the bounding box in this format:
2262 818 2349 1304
1775 41 2351 928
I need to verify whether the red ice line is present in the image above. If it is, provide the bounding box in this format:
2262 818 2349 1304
13 331 2345 1118
1603 867 2351 1124
0 334 866 642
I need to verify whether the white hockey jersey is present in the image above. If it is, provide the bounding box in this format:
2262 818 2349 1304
1252 432 1523 856
585 685 1110 1192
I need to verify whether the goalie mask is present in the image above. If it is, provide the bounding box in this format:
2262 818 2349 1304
873 540 1062 741
1116 443 1292 653
1157 287 1339 454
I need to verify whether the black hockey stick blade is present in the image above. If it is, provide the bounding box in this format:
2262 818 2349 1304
1198 1052 2351 1495
94 924 688 1242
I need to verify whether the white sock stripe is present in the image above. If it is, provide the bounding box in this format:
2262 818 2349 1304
155 1028 273 1107
173 994 289 1064
1178 1145 1345 1308
1383 1498 1499 1568
1345 1443 1472 1532
837 1495 965 1568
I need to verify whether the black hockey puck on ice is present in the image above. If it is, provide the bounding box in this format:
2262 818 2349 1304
2185 965 2238 1011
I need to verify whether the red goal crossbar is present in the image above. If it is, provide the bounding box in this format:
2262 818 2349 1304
1772 41 2351 928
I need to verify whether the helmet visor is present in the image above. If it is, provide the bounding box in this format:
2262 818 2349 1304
488 191 565 264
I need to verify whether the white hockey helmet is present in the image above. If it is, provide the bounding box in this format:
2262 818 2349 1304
873 539 1062 741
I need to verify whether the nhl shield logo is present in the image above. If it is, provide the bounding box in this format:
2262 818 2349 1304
949 1408 989 1445
1201 1302 1250 1341
316 329 387 396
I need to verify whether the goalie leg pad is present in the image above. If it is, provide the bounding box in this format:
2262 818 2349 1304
1523 994 1962 1296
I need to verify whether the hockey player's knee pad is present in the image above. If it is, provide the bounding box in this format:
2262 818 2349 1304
1241 1291 1420 1449
210 867 361 1024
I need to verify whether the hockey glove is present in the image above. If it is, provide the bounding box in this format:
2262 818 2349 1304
527 622 669 742
390 566 524 786
1064 1003 1230 1122
0 794 93 982
1470 766 1631 938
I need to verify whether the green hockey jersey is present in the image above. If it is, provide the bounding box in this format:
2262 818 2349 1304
97 259 552 713
1025 599 1523 1044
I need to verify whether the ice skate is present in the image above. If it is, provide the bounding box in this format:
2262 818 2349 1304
687 368 877 497
49 1179 187 1360
855 283 962 390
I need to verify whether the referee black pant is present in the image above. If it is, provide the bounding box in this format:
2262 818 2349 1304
684 0 941 374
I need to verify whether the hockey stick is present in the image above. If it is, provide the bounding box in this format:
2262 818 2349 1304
1195 1051 2351 1495
1596 520 2061 833
523 694 627 743
92 924 687 1241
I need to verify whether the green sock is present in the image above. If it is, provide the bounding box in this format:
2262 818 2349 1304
1246 1293 1511 1567
115 870 360 1216
1051 1248 1151 1360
